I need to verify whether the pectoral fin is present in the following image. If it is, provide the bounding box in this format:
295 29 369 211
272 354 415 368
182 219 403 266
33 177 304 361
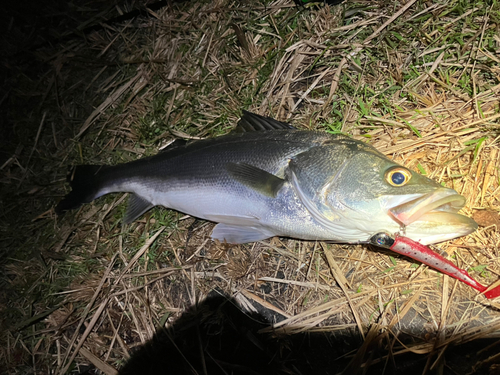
123 194 154 223
226 162 284 197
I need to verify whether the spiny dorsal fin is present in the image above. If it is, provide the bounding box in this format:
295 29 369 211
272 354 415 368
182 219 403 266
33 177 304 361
123 194 154 223
226 162 285 198
232 110 296 133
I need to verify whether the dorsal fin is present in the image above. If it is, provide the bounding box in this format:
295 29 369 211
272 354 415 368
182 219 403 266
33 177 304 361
158 138 188 152
233 110 296 133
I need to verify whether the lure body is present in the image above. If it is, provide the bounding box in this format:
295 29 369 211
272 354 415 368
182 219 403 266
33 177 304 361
370 232 500 299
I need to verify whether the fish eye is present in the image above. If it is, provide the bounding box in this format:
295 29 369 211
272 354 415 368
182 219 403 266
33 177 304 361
385 167 411 187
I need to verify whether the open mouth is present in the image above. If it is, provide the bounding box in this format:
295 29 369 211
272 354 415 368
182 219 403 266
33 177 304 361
388 189 466 227
382 188 478 244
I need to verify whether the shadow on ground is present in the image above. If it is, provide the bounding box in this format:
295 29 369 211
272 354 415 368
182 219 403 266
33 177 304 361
118 291 499 375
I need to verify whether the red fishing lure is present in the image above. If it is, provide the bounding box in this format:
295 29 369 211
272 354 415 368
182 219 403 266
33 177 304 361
369 232 500 299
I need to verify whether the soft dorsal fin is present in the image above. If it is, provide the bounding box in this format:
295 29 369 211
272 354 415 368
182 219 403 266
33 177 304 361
232 110 296 133
158 139 188 153
226 162 285 197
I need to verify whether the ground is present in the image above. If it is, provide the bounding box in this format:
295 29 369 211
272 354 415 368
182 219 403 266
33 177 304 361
1 0 500 374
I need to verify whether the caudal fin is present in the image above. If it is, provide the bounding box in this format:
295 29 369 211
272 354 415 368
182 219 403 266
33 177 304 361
55 165 108 214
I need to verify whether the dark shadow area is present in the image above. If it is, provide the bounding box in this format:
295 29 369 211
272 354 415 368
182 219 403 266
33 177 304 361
119 290 500 375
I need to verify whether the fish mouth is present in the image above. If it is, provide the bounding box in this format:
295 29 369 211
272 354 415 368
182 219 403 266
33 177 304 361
388 189 466 227
386 189 477 244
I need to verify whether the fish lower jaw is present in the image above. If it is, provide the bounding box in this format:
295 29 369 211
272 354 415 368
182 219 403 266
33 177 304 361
401 212 478 245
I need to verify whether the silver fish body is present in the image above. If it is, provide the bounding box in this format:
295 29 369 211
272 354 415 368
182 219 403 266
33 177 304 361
56 111 477 245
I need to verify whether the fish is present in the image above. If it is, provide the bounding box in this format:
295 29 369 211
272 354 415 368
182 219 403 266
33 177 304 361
56 111 477 245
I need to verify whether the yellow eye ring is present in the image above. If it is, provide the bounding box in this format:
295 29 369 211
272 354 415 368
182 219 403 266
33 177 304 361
385 167 411 187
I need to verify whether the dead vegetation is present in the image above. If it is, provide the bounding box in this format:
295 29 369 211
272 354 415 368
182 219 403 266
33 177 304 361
1 0 500 374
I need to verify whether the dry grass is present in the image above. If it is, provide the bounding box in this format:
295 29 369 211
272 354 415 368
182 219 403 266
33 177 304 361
1 0 500 374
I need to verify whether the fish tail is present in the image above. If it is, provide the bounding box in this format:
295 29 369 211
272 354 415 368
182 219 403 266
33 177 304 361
55 165 109 214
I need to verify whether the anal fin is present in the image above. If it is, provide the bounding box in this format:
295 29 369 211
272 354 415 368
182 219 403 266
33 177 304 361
123 194 154 224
